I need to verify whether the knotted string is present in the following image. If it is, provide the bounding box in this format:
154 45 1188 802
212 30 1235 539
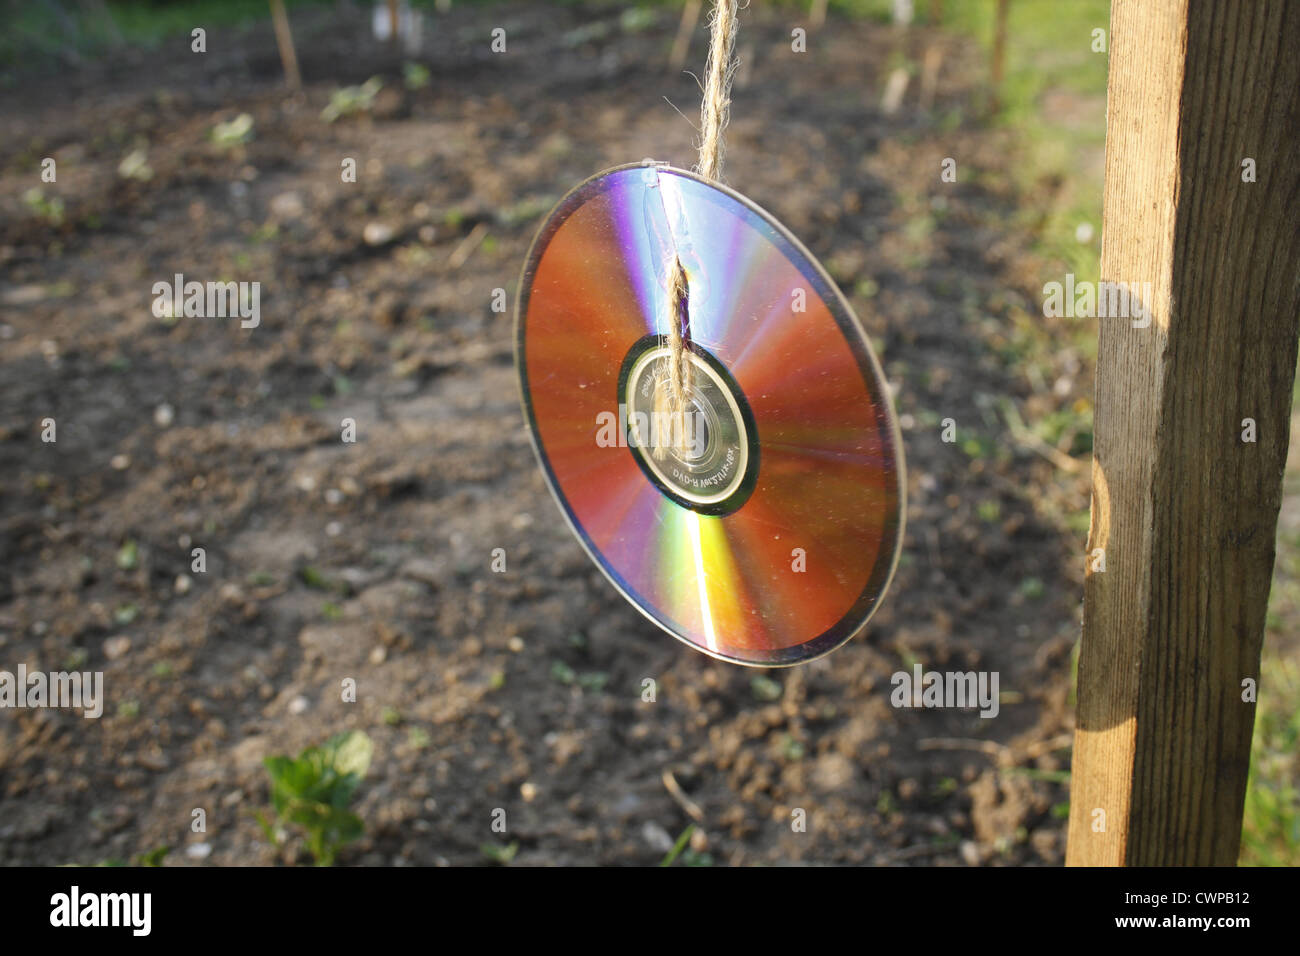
654 0 740 461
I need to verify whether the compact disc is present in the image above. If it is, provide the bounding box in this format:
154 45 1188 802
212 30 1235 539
515 161 903 666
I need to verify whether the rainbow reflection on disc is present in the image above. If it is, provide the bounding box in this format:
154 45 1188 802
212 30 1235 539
515 162 904 667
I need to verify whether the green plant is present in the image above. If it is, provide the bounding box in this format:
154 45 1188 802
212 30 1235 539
659 825 713 867
259 730 372 866
321 77 383 123
750 674 782 702
115 539 139 570
211 112 254 147
133 845 170 867
298 565 339 592
1240 655 1300 865
117 148 153 181
659 825 694 867
22 187 64 226
480 841 519 865
86 845 169 867
402 61 430 90
550 660 576 685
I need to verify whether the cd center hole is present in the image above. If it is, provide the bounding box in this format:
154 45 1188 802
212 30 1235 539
683 402 710 461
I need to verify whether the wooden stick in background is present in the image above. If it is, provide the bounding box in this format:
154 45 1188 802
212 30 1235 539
268 0 301 91
811 0 829 30
989 0 1009 110
670 0 702 73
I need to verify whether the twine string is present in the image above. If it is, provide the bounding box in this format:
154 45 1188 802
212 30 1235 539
696 0 740 183
655 0 740 461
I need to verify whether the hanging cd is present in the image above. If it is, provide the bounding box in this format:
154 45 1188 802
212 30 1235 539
515 161 904 667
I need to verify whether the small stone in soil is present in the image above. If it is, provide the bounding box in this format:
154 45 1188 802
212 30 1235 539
363 222 395 246
270 191 304 219
641 821 673 853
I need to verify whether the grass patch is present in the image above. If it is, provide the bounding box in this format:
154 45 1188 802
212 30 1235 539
1240 653 1300 865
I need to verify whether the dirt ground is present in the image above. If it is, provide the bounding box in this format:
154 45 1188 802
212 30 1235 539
0 3 1094 865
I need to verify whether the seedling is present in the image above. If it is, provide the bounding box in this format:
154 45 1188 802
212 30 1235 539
659 825 712 867
402 62 430 90
116 539 139 571
210 113 254 148
22 187 64 226
321 78 383 123
480 841 519 865
259 730 372 866
87 845 170 868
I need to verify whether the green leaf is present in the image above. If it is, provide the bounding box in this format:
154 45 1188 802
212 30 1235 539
134 845 170 867
481 841 519 865
328 730 373 778
260 731 373 865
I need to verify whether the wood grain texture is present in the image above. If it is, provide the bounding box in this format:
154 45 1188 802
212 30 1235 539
1067 0 1300 866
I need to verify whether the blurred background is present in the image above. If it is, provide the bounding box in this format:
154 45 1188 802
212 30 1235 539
0 0 1294 866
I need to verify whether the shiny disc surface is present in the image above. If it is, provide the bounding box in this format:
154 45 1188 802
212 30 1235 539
516 163 904 666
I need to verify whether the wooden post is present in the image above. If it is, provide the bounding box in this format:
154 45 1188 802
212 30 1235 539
811 0 829 30
268 0 301 92
989 0 1008 109
387 0 400 47
1067 0 1300 866
670 0 702 73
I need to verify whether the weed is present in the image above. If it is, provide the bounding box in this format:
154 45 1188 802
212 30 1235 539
750 674 782 702
116 539 139 570
1240 656 1300 865
259 730 372 866
402 62 430 90
322 78 383 123
22 187 64 226
481 841 519 865
211 113 254 147
659 824 694 867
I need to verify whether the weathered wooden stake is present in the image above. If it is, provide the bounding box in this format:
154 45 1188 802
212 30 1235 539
670 0 702 73
811 0 829 31
268 0 301 92
989 0 1008 108
1067 0 1300 866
